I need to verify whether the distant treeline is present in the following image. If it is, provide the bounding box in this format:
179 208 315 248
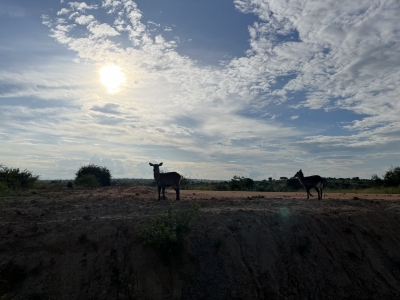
180 166 400 193
1 164 400 195
178 176 397 193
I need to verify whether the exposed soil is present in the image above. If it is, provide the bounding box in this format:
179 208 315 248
1 186 400 299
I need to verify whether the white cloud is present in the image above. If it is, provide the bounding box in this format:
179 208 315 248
2 0 400 179
68 2 98 12
57 8 70 15
74 15 95 25
41 0 400 139
87 22 120 38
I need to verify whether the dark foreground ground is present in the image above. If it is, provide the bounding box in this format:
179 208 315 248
1 186 400 299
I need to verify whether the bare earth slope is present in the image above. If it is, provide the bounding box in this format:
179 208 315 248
1 186 400 299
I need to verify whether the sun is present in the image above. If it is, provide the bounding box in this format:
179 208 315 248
99 65 126 94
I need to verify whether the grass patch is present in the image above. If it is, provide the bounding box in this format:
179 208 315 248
138 204 200 265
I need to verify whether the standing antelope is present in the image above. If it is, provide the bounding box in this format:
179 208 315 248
149 162 182 201
294 169 324 200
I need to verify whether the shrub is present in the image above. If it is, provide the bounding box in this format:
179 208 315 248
228 175 254 191
371 174 383 186
383 166 400 187
214 182 228 191
0 164 39 191
138 204 199 264
286 177 303 190
75 164 111 187
75 174 100 189
0 181 12 195
180 175 190 189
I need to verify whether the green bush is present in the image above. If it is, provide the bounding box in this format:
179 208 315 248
0 181 12 195
32 180 67 191
214 182 228 191
371 174 383 186
228 175 254 191
138 204 199 264
0 164 39 191
383 166 400 187
75 174 100 189
180 175 190 189
75 164 111 187
286 177 303 190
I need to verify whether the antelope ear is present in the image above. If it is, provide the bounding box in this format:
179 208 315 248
159 162 163 166
149 163 153 166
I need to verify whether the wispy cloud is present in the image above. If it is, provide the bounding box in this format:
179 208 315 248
1 0 399 179
35 0 400 177
0 5 25 17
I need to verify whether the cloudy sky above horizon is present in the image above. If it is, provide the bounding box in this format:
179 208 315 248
1 0 399 180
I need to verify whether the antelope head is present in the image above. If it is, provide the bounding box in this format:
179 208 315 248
149 162 163 174
294 169 303 178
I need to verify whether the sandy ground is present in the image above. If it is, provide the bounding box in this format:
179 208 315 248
1 186 400 299
33 185 400 201
179 189 400 201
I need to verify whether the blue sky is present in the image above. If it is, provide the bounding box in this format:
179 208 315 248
1 0 400 180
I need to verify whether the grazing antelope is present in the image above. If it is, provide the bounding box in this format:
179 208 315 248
149 162 182 201
294 169 324 200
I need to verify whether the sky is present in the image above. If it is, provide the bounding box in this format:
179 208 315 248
1 0 400 180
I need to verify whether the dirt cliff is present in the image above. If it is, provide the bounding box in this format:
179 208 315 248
1 187 400 299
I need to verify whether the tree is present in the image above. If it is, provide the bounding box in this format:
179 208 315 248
75 174 100 189
280 177 288 180
268 177 273 182
0 164 38 190
383 166 400 187
75 164 111 187
371 174 383 186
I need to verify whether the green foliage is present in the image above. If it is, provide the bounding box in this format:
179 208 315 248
286 177 303 190
383 166 400 187
228 175 254 191
75 164 111 187
180 175 190 189
371 174 383 186
75 174 100 189
0 181 12 195
0 164 38 192
33 180 66 191
138 204 200 264
214 182 228 191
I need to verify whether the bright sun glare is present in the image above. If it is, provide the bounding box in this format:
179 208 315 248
99 65 126 94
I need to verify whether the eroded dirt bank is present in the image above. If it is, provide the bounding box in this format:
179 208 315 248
1 187 400 299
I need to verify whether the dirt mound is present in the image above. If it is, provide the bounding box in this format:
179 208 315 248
1 187 400 299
